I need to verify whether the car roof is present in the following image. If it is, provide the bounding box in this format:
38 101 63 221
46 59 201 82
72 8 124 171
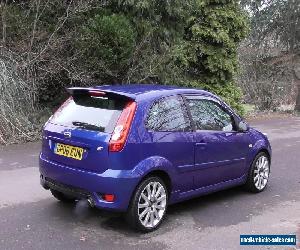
93 84 215 101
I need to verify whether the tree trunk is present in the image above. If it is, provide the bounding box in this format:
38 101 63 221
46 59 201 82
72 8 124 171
295 83 300 111
293 57 300 111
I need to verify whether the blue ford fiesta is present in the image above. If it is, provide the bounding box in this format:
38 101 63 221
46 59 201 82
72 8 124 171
39 84 271 232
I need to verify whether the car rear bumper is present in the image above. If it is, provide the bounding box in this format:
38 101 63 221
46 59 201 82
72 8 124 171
39 153 140 212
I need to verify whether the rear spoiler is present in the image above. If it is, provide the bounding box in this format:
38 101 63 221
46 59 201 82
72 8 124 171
66 87 136 100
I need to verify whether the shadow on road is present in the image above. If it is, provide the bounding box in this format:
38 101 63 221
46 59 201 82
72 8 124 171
43 182 287 236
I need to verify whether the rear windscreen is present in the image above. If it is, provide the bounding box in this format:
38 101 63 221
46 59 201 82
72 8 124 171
50 94 127 133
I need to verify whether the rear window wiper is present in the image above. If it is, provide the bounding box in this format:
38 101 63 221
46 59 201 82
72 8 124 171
72 121 105 132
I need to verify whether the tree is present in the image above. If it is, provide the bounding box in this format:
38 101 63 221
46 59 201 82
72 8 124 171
78 14 137 83
101 0 193 84
176 0 249 113
241 0 300 111
0 0 250 143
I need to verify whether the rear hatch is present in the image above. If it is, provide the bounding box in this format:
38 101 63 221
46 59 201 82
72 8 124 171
41 88 132 173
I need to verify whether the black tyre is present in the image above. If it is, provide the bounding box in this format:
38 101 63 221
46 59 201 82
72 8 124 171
126 176 168 232
50 189 75 202
245 152 270 193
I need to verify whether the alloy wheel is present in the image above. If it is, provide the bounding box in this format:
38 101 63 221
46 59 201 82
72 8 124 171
253 156 270 190
138 181 167 228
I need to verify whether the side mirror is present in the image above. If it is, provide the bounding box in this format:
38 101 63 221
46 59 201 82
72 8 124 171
238 121 248 132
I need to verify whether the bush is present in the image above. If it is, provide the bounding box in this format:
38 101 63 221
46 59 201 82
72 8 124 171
187 80 245 116
238 50 295 111
182 0 249 86
0 51 41 144
0 1 250 144
77 14 136 81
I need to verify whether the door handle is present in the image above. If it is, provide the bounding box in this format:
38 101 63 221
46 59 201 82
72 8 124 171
196 141 207 146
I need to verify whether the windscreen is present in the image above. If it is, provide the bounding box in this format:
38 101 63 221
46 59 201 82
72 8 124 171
50 94 127 133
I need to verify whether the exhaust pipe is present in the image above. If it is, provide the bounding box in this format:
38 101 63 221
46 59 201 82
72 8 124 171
87 197 95 207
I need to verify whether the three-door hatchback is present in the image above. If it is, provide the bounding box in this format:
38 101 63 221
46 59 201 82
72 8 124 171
39 84 271 232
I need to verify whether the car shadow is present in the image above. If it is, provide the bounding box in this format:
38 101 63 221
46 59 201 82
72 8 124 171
46 180 293 236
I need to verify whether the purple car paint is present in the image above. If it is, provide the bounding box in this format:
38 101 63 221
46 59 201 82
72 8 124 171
39 84 271 231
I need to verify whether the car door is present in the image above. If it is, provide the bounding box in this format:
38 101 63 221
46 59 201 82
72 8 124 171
184 95 251 189
145 95 195 192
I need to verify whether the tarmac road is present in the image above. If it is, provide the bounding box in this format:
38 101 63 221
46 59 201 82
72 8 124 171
0 116 299 250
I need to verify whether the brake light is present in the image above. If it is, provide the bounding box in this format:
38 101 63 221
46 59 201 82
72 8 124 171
89 90 106 97
109 101 137 152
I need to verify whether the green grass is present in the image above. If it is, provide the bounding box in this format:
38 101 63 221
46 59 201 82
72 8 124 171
242 104 255 115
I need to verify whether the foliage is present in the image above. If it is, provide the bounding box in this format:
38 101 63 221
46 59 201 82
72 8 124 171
103 0 194 84
0 0 249 143
239 0 300 111
77 14 136 82
187 80 245 115
172 0 249 114
0 51 42 144
108 0 192 42
238 51 295 110
180 0 249 86
241 0 300 51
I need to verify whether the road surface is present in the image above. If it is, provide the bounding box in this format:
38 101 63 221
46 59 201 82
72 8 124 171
0 117 299 250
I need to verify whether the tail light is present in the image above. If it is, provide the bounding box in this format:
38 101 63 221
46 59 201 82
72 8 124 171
102 194 115 202
109 101 137 152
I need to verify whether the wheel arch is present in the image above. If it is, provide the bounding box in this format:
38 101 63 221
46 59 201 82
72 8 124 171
252 137 272 167
125 168 171 231
259 148 271 162
139 170 172 195
248 147 271 175
128 156 175 205
257 148 272 172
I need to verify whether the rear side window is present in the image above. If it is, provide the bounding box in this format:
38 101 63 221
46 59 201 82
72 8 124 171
186 97 234 132
146 96 191 132
50 94 127 133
